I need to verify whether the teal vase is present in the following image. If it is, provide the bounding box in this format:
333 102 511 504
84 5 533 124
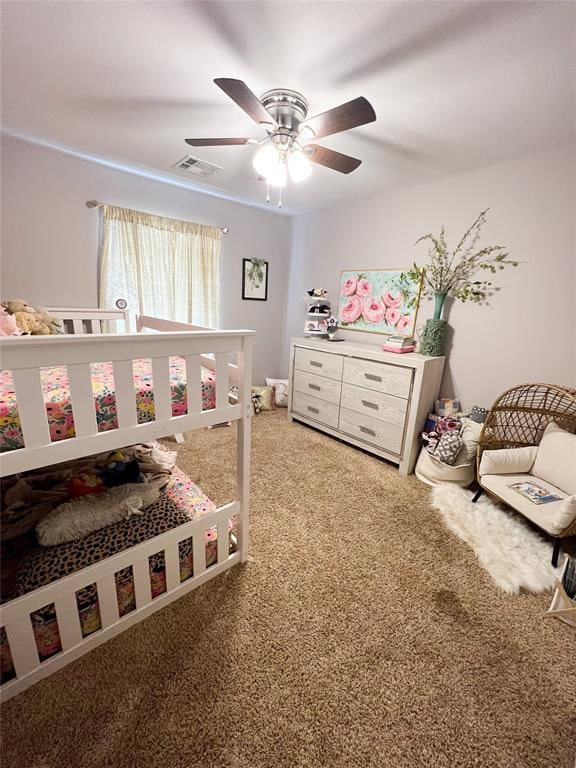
433 292 447 321
421 292 448 357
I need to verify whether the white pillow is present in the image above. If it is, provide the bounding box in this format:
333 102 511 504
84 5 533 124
555 495 576 533
479 446 538 476
266 377 289 407
456 417 483 464
531 422 576 495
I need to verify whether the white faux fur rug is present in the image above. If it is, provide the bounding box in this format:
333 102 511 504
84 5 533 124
431 484 560 594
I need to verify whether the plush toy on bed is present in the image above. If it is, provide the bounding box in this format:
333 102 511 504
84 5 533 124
0 306 22 336
1 299 51 335
35 307 63 335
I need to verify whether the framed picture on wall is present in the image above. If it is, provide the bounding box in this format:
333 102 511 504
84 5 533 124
338 269 423 337
242 258 268 301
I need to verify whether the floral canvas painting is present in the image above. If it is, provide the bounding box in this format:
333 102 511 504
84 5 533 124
338 269 423 336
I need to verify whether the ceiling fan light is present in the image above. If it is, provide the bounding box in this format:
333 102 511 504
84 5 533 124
266 160 287 188
252 143 287 187
288 149 312 183
252 144 278 178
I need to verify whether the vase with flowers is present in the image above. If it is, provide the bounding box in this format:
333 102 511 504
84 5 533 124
407 209 518 356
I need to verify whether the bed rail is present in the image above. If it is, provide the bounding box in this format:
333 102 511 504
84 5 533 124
47 306 133 334
0 329 254 477
0 500 241 701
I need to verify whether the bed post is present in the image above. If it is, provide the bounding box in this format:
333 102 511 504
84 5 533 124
237 335 253 563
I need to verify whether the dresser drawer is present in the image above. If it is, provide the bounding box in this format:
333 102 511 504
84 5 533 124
293 368 342 405
339 407 404 455
292 392 340 429
342 357 412 398
294 346 343 381
340 383 407 426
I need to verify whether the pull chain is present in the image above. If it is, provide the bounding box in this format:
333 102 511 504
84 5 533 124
266 183 270 204
278 186 282 209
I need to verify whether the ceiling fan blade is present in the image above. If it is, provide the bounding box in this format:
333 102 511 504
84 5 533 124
214 78 277 128
185 137 251 146
307 145 362 174
300 97 376 140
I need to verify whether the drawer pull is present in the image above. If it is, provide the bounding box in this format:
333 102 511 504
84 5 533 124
361 399 379 410
310 360 323 368
308 383 321 391
307 405 320 414
364 372 382 382
359 425 376 437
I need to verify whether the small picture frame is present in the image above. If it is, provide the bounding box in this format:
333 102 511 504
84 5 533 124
242 258 268 301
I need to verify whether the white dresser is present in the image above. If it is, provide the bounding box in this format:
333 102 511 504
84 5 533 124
288 337 445 475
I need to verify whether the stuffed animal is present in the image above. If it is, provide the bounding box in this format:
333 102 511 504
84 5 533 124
0 306 22 336
99 451 145 487
1 299 51 335
68 472 106 498
36 307 63 335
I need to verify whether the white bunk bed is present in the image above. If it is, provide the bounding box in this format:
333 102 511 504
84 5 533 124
0 307 254 700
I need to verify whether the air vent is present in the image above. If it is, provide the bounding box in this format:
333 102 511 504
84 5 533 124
172 154 223 177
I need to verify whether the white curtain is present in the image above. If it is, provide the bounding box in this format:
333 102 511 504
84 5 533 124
99 205 221 327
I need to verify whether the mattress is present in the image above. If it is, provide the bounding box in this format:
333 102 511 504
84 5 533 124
0 358 217 452
0 466 236 684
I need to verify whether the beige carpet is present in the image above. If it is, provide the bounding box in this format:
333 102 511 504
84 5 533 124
2 411 575 768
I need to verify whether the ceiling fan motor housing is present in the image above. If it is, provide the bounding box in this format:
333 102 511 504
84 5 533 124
260 89 309 143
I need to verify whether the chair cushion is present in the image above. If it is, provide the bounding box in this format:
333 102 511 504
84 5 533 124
480 473 571 535
530 422 576 495
479 446 538 477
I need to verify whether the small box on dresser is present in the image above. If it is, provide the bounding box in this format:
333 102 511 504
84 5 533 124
288 337 445 475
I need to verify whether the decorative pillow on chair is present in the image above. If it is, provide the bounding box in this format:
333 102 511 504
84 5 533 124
555 495 576 533
266 378 289 407
479 446 538 477
531 422 576 494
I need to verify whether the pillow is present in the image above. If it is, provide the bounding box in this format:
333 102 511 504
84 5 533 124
36 482 163 546
432 433 463 465
457 417 483 463
266 377 289 407
554 495 576 533
251 385 275 411
479 446 538 477
531 422 576 495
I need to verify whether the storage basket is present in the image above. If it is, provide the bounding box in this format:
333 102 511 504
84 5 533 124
415 446 474 488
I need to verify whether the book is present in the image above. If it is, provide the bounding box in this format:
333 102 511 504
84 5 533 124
386 336 415 347
508 481 562 505
382 345 415 354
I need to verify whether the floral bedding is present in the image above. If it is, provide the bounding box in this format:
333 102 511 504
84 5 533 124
0 466 236 684
0 358 217 452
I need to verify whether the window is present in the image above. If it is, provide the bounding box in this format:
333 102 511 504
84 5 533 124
99 205 221 327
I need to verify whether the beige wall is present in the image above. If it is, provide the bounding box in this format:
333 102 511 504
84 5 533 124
1 134 291 384
284 145 576 409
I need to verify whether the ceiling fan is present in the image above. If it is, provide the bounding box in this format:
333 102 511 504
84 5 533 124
185 78 376 206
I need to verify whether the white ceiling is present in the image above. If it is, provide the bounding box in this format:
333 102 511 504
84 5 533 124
2 1 575 214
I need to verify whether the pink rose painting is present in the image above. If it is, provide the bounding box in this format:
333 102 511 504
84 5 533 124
383 291 403 308
396 315 412 334
337 269 422 336
356 279 373 297
362 297 386 324
339 295 362 324
341 276 357 296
